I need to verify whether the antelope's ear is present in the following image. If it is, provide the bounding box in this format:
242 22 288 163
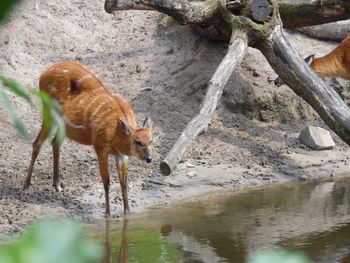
304 54 315 65
119 118 134 136
143 116 153 129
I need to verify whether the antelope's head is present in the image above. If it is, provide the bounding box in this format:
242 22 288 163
119 117 154 163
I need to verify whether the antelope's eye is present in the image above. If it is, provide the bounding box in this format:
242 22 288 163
135 140 142 146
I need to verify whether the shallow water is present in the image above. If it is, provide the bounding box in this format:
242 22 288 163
88 177 350 263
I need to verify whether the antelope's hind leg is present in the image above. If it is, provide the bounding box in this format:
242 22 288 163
52 135 63 192
24 125 49 191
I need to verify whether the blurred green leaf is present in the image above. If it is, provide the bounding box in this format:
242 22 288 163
34 90 65 144
0 76 32 104
0 90 29 139
39 92 54 134
0 78 66 142
0 0 20 23
51 107 66 145
0 221 102 263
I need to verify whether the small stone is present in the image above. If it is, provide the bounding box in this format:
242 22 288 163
187 171 197 178
299 174 308 181
185 162 195 168
136 65 141 73
298 126 335 150
141 87 152 92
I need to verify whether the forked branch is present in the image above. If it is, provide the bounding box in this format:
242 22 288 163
105 0 350 175
160 32 248 175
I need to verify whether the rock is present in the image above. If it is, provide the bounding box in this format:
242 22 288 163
298 126 335 150
185 162 195 168
187 171 197 178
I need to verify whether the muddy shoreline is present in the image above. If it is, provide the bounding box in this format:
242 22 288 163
1 0 350 240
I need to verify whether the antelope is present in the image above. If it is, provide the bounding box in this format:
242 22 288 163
23 61 153 216
274 35 350 86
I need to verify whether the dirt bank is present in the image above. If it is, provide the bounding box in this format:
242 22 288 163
0 0 349 240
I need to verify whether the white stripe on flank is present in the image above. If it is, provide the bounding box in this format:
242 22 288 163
86 94 104 112
76 89 100 107
89 101 106 123
95 111 116 133
63 116 85 129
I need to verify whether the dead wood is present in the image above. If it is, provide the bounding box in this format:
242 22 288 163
104 0 350 175
297 20 350 42
160 32 248 175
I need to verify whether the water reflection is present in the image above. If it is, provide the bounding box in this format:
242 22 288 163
93 178 350 263
102 219 128 263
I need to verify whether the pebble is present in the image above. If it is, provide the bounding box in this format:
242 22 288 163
185 162 195 168
187 171 198 178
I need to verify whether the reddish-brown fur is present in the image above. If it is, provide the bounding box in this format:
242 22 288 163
24 61 153 216
308 36 350 80
274 35 350 86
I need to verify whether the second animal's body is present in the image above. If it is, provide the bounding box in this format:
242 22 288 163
275 35 350 86
24 61 153 216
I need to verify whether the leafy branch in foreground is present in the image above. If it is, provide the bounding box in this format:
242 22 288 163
0 0 21 23
0 221 102 263
0 76 66 144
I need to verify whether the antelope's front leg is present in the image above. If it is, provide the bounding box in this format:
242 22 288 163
116 155 130 213
95 147 111 217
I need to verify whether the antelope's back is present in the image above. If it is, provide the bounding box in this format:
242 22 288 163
63 88 136 145
39 61 113 103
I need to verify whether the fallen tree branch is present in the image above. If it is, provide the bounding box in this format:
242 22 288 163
297 20 350 42
259 25 350 145
160 32 248 175
105 0 350 176
104 0 195 24
277 0 350 28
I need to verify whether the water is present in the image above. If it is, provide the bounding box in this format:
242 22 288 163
88 177 350 263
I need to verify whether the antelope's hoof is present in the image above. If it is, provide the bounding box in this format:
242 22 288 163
54 183 64 192
23 187 32 195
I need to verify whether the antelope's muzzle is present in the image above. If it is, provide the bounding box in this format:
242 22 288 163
145 156 152 163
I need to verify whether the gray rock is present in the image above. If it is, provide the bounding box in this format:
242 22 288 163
298 126 335 150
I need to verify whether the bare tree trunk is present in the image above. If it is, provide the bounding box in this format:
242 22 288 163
297 20 350 42
277 0 350 28
258 25 350 144
160 32 248 175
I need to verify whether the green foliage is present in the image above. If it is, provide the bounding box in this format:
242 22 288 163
0 89 29 139
0 0 20 23
34 90 66 144
247 250 311 263
0 76 66 144
0 221 102 263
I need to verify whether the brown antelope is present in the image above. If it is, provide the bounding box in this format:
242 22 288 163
24 61 153 216
274 35 350 86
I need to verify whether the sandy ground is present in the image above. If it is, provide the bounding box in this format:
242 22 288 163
1 0 350 240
